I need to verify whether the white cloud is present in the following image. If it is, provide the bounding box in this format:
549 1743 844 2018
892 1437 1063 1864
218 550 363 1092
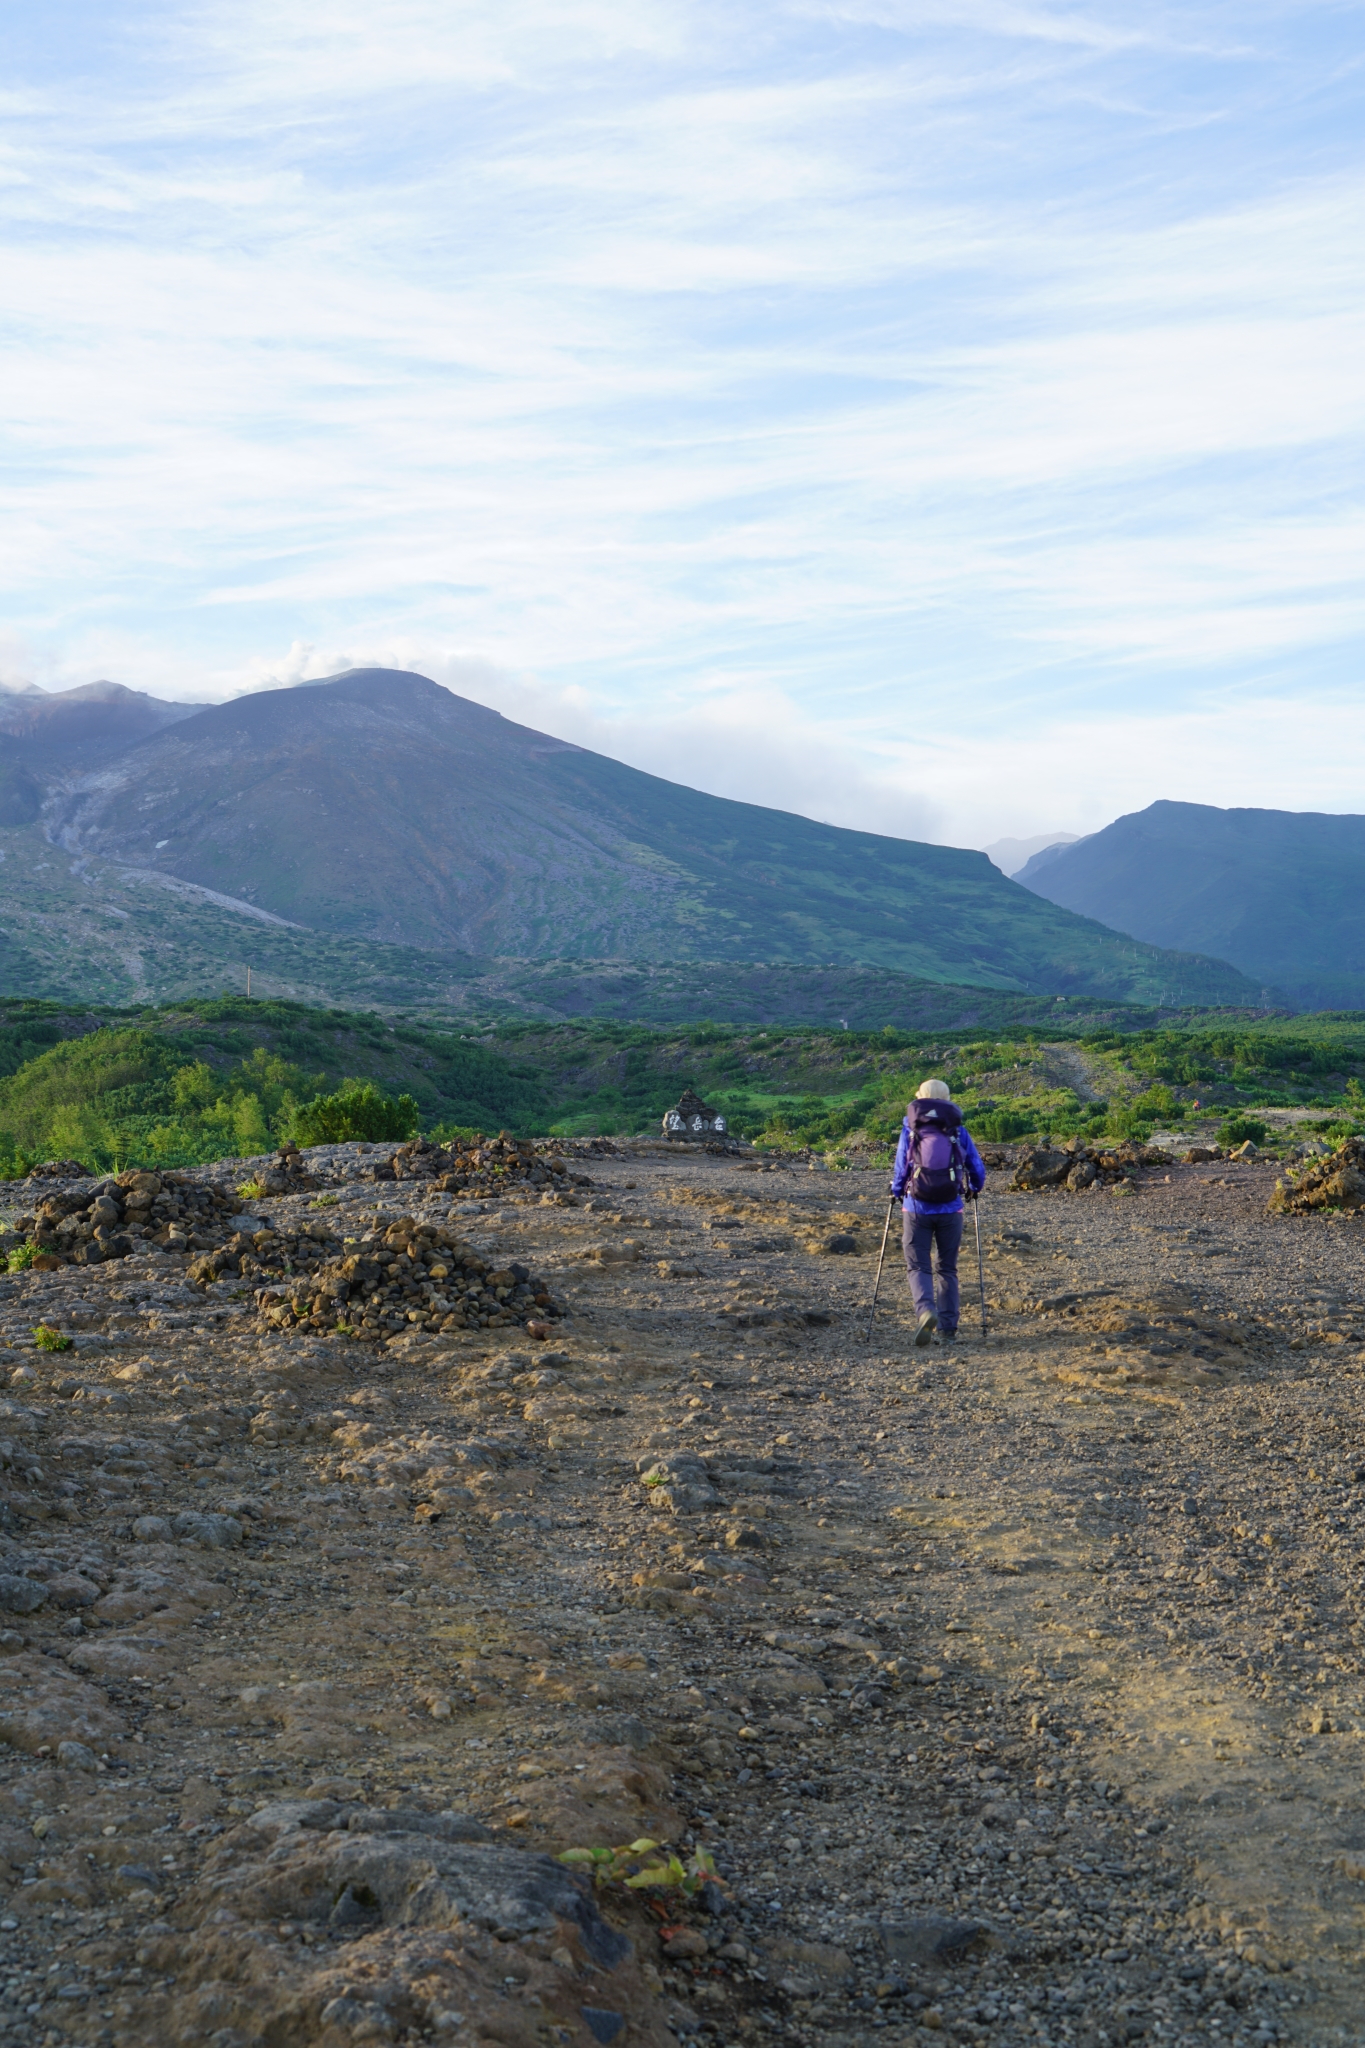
0 0 1361 864
209 635 1365 855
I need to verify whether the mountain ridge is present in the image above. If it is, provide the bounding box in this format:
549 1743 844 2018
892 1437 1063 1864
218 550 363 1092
1 678 198 768
1016 799 1365 1007
33 667 1262 1004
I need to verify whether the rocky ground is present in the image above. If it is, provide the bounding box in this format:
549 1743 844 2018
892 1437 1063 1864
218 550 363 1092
0 1141 1362 2048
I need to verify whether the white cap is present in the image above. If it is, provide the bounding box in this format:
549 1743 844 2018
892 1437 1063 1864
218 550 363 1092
916 1078 951 1100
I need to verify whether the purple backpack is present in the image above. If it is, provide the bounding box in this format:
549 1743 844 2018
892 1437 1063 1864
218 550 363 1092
907 1100 964 1208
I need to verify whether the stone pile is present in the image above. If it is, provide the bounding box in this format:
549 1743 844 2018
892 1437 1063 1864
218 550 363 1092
187 1208 348 1296
231 1143 317 1195
1011 1138 1173 1192
373 1132 585 1198
6 1169 245 1269
248 1213 565 1339
1269 1135 1365 1214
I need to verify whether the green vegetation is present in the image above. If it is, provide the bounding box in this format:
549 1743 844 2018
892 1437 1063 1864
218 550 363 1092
557 1839 722 1898
1218 1115 1269 1148
5 1242 38 1272
0 996 545 1177
5 994 1365 1175
292 1081 420 1146
33 1325 72 1353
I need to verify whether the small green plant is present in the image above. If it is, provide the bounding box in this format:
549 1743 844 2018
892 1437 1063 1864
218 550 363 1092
558 1839 721 1897
32 1324 72 1353
6 1241 39 1273
1218 1115 1268 1148
310 1193 340 1207
236 1178 267 1200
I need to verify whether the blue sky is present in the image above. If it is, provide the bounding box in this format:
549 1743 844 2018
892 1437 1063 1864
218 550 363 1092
2 1 1363 847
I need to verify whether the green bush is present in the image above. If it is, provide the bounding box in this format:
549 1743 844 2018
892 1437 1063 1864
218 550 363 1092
1131 1085 1180 1120
291 1081 419 1146
6 1241 38 1272
1218 1115 1268 1148
973 1108 1034 1141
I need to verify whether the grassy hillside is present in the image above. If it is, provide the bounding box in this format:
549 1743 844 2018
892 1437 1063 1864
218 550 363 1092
0 821 1271 1023
44 670 1261 1003
0 819 513 1010
3 995 1364 1177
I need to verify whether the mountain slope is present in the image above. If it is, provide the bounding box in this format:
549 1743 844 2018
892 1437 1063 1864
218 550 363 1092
46 668 1258 1004
1016 800 1365 1006
0 679 198 771
0 820 1265 1029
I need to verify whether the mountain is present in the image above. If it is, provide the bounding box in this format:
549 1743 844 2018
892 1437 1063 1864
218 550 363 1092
0 815 1268 1026
35 668 1260 1005
0 679 198 774
983 831 1079 878
1016 800 1365 1007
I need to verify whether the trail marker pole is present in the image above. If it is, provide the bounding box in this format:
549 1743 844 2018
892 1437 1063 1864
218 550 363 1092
972 1194 988 1340
866 1198 896 1344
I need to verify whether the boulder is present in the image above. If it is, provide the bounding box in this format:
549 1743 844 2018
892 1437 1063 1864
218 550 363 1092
197 1826 630 1966
1010 1147 1073 1191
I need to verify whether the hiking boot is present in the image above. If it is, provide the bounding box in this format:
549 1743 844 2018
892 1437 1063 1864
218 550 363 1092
938 1328 957 1345
914 1310 938 1348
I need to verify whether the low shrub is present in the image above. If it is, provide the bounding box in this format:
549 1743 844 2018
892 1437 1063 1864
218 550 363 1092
291 1081 419 1147
973 1108 1034 1142
1218 1116 1268 1148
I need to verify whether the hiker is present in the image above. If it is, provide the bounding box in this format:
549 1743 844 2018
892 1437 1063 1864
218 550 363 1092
891 1077 986 1347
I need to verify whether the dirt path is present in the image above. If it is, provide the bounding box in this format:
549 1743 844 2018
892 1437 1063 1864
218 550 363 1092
0 1146 1361 2048
1034 1044 1111 1105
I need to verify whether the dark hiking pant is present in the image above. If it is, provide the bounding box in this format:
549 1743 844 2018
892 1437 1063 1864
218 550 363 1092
903 1208 963 1333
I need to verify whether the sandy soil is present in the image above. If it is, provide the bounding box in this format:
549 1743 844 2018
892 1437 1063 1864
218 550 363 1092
0 1143 1361 2048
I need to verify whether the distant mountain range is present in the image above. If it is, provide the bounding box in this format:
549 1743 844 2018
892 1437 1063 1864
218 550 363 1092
0 679 197 767
983 830 1078 878
1017 800 1365 1008
1 667 1257 1009
0 681 198 831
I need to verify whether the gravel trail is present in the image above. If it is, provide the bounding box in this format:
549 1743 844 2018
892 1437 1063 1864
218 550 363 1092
0 1144 1361 2048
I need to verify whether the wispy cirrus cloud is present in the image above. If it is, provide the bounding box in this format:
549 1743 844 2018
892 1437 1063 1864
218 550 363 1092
1 0 1362 846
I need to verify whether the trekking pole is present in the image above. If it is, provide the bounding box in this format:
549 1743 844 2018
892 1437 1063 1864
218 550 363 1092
972 1193 988 1340
866 1198 896 1344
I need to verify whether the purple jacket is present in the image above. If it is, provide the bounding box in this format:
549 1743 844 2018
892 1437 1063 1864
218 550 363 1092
891 1106 986 1217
